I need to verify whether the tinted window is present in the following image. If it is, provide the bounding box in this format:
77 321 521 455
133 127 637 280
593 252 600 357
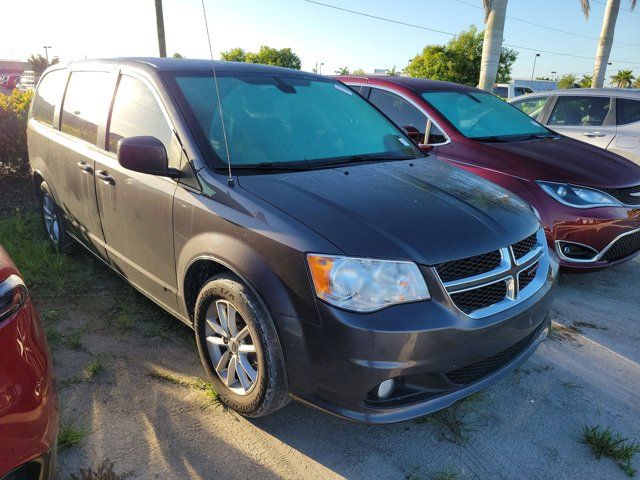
168 74 420 167
369 88 431 143
61 71 111 144
108 75 172 153
617 98 640 126
512 97 548 120
493 87 508 98
514 87 526 96
422 91 550 140
548 96 610 127
31 69 67 126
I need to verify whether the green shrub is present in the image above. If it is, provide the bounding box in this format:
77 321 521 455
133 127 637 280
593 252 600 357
0 89 33 172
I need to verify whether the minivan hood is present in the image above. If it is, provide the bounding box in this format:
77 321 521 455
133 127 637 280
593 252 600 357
469 135 640 188
238 159 539 265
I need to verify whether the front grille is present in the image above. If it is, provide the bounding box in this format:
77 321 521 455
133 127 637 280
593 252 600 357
600 185 640 206
511 233 537 260
518 263 538 290
445 327 538 385
435 250 501 282
450 281 507 314
602 230 640 262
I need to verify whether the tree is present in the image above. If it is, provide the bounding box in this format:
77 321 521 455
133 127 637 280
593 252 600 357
50 56 60 66
221 48 247 62
335 67 350 75
610 69 635 88
222 46 301 70
245 46 301 70
27 54 49 74
405 26 517 86
352 68 366 75
558 74 579 89
478 0 509 91
579 74 593 87
634 77 640 88
589 0 637 88
386 66 399 76
172 52 184 59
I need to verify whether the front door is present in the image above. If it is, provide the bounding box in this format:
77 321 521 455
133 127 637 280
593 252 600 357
93 73 179 313
546 95 616 150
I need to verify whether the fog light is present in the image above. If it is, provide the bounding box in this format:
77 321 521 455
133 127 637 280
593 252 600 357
377 379 395 399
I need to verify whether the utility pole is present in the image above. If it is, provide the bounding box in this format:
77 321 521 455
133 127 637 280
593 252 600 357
155 0 167 58
43 46 52 64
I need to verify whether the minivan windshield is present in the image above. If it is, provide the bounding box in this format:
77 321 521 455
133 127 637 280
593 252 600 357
421 91 554 141
166 73 421 169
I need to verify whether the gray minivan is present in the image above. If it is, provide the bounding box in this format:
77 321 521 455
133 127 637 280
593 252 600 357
28 58 557 423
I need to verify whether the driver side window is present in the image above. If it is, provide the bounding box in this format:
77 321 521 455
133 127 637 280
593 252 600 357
368 87 446 144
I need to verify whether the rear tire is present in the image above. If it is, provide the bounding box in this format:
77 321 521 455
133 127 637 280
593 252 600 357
38 182 75 254
194 273 289 417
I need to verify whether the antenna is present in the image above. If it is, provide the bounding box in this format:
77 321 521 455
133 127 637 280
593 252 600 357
201 0 234 186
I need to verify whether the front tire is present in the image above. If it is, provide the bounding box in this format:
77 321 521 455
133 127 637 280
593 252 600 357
194 273 289 417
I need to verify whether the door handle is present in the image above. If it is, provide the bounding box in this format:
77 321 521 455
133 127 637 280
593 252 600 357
582 131 606 138
95 170 115 185
77 161 93 174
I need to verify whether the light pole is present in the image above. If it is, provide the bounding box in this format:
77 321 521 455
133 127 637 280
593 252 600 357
43 46 52 64
530 53 540 87
551 71 556 81
319 62 324 74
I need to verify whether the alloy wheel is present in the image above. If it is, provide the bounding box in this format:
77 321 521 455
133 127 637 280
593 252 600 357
42 193 60 245
205 299 259 395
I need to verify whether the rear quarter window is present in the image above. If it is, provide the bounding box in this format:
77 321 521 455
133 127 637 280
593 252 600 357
617 98 640 126
60 71 112 144
31 69 67 126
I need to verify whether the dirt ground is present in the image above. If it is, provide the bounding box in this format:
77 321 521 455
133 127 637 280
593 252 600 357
0 178 638 479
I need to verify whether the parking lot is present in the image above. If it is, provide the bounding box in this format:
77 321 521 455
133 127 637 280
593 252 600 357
1 187 637 479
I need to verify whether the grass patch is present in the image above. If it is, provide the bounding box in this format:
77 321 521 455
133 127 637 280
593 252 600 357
148 369 223 408
415 407 471 445
58 419 91 450
42 308 64 322
581 425 640 477
70 459 130 480
0 212 106 298
45 323 63 349
84 359 105 379
65 329 83 351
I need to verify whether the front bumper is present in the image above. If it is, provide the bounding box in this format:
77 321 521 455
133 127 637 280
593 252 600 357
277 255 557 423
517 188 640 270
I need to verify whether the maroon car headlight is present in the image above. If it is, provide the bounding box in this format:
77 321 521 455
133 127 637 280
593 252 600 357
536 181 622 208
0 274 28 323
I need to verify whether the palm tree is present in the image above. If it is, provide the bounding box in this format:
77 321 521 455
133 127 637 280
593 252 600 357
386 66 399 76
335 66 350 75
610 69 636 88
579 74 593 88
478 0 508 91
590 0 637 88
478 1 590 91
634 77 640 88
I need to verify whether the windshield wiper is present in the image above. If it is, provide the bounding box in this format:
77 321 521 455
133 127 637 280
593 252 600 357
226 162 313 172
525 133 559 140
473 136 510 143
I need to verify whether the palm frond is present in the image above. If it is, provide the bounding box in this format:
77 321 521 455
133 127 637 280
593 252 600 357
482 0 491 22
581 0 590 19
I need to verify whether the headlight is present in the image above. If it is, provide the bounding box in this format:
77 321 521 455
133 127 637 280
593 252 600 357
536 181 621 208
307 254 430 312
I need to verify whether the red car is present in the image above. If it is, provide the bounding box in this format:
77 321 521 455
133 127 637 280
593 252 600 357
338 76 640 270
1 75 20 90
0 246 57 479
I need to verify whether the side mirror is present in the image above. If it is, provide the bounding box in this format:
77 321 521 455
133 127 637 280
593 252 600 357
117 136 179 178
402 125 421 142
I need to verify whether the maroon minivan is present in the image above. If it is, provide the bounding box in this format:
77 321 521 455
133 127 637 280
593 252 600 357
338 76 640 270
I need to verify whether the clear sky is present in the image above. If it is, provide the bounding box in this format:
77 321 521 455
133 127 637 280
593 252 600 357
2 0 639 83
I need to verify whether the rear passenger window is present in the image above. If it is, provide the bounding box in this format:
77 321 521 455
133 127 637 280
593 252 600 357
31 69 67 126
61 71 111 144
369 88 429 142
617 98 640 125
107 75 172 153
548 96 610 127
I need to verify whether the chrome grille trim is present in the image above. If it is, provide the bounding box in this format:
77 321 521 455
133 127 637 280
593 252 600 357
434 229 549 319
